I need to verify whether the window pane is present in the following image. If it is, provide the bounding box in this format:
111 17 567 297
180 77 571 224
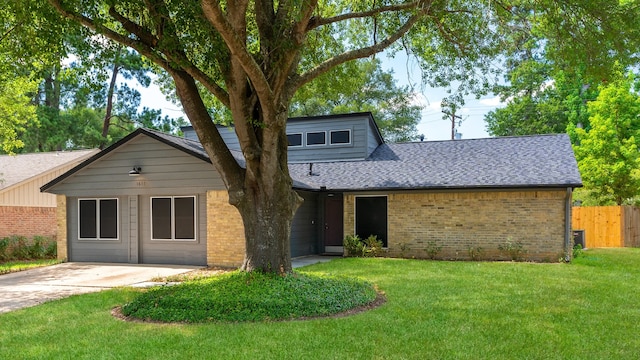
152 198 172 239
79 200 97 238
355 196 388 247
99 199 118 239
331 130 350 144
174 197 195 239
287 133 302 147
306 132 326 145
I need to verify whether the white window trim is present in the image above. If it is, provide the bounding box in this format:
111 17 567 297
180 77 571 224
78 198 119 241
329 129 352 145
305 131 327 147
286 132 303 148
150 195 197 241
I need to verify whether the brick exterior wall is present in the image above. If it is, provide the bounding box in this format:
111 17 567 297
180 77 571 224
344 189 568 262
56 195 68 261
206 190 245 267
0 205 57 239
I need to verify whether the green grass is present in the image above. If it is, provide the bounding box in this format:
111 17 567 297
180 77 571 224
0 259 61 275
2 248 640 359
122 270 377 322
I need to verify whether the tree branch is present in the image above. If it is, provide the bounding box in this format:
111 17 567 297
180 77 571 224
47 0 231 108
171 69 245 193
201 0 275 108
293 8 427 93
309 1 421 30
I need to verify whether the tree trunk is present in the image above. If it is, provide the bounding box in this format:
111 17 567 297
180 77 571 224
100 49 121 149
238 177 303 274
170 69 303 274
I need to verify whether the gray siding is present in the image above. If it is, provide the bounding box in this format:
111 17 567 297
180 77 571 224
182 113 384 163
53 135 221 265
47 135 225 196
287 115 372 162
291 191 318 257
138 193 207 265
182 126 240 151
217 126 241 151
66 196 130 263
367 119 381 156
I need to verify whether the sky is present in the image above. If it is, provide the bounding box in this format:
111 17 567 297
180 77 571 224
136 54 505 142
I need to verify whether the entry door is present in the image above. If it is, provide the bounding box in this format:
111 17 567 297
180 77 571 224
324 195 344 253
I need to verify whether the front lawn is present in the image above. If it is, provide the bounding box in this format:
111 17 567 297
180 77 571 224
1 248 640 359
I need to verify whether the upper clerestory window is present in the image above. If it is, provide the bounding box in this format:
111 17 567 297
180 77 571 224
287 133 302 147
306 131 326 146
330 129 351 145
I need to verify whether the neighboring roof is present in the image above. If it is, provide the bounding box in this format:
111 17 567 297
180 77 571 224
42 128 583 193
289 134 582 191
0 149 98 191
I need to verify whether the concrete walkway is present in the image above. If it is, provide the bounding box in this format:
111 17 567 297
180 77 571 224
0 256 338 314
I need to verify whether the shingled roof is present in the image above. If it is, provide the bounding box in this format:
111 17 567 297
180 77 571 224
289 134 582 191
42 129 582 193
0 149 97 191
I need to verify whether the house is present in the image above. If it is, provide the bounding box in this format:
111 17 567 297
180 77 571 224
0 149 98 239
41 113 582 266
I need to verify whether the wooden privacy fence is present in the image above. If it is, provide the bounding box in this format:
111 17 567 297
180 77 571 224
572 206 640 248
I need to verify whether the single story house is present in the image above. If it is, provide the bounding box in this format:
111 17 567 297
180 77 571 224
41 112 582 266
0 149 97 239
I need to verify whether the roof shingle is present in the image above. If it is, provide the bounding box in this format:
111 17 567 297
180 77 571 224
288 134 582 190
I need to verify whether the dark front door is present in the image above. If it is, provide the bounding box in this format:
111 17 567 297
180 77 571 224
324 195 344 250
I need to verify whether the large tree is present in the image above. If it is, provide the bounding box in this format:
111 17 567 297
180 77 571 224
43 0 639 273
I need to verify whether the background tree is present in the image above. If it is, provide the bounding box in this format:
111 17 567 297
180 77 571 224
573 73 640 205
41 0 640 273
1 1 184 153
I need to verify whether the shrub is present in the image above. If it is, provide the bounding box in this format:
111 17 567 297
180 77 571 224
363 235 384 257
0 238 10 261
424 241 442 259
343 234 365 257
572 244 583 259
467 245 484 261
45 240 57 258
11 236 30 260
0 235 56 262
344 235 385 258
498 239 528 261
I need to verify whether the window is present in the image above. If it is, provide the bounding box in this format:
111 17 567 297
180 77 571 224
306 131 326 146
287 133 302 147
330 130 351 145
355 196 388 247
78 199 118 240
151 196 196 241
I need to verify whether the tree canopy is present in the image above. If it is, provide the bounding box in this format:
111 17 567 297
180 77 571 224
573 73 640 205
25 0 640 273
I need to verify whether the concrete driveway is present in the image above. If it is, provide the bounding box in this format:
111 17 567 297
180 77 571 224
0 262 200 314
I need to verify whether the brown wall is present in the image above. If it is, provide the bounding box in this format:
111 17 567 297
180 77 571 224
344 189 567 262
0 206 57 239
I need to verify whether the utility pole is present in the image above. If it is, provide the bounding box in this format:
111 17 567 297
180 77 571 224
442 109 463 140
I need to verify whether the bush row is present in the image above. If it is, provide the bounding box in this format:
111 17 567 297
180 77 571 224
0 236 57 262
